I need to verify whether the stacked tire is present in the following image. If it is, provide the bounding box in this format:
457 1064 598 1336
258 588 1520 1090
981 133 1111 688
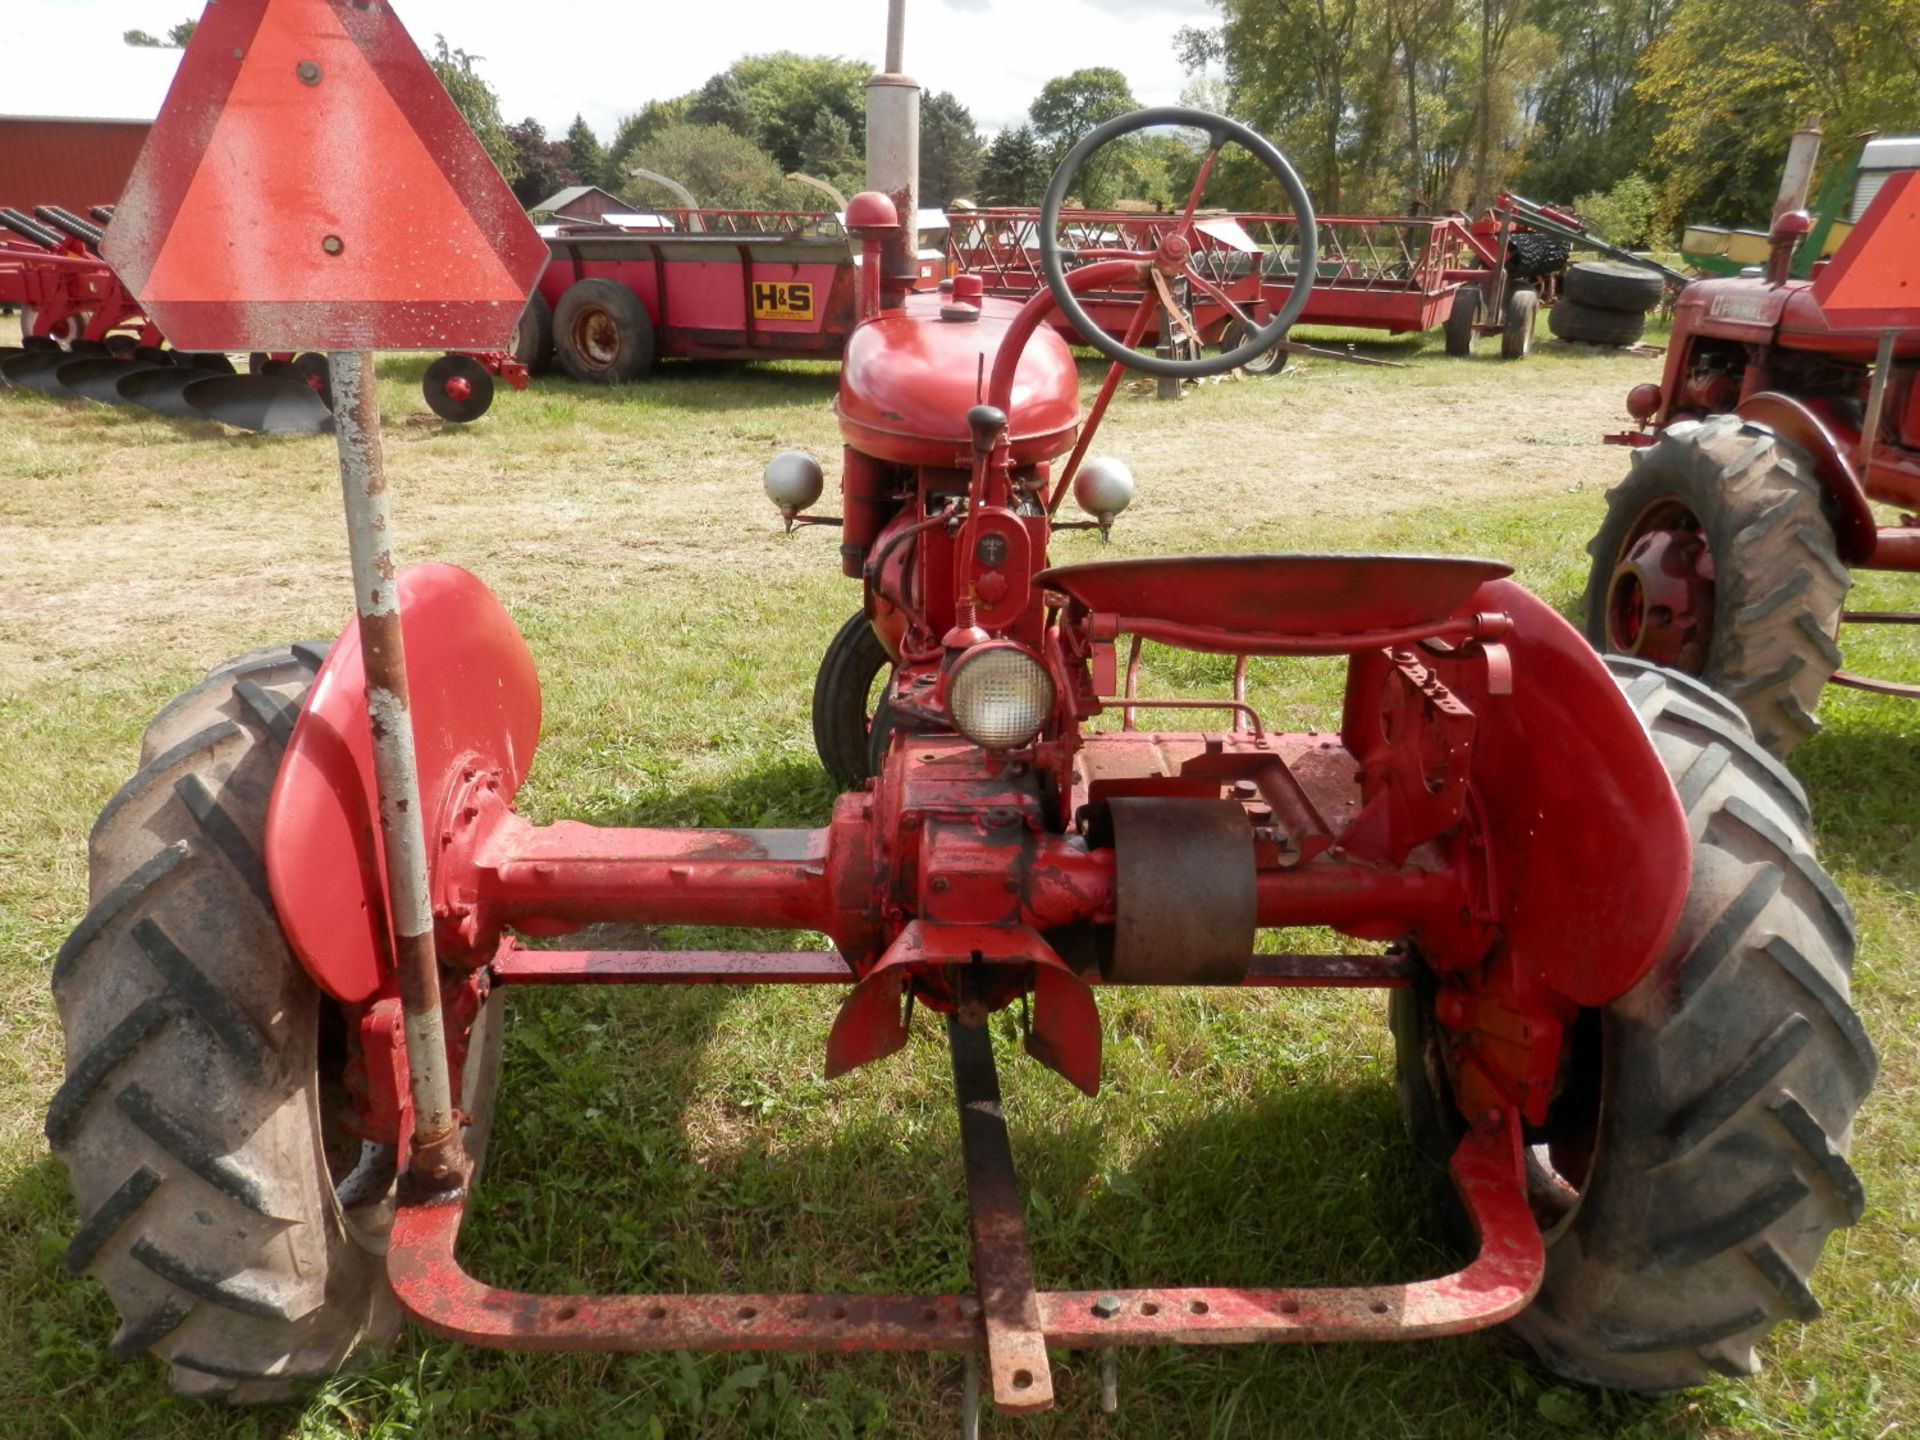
1550 262 1665 348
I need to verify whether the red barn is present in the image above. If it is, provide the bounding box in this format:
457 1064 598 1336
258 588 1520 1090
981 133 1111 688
0 46 182 214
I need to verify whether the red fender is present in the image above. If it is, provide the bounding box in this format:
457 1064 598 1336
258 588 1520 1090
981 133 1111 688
266 563 542 1002
1454 579 1690 1009
1736 392 1877 563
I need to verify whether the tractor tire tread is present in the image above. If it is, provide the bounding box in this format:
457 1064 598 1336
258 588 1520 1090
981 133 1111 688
46 643 397 1398
1419 661 1871 1391
1549 298 1646 347
812 612 893 790
1562 261 1666 313
1582 418 1847 758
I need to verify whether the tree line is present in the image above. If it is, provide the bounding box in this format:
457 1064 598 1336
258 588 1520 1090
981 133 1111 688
134 6 1918 240
467 55 1208 215
1177 0 1920 241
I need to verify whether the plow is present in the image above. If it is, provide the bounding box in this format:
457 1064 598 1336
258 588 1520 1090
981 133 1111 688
43 0 1874 1426
3 201 523 432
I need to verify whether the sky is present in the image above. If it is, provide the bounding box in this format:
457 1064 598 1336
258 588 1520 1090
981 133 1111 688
2 0 1216 138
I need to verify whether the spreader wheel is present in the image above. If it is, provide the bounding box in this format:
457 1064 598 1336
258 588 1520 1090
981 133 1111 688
46 644 502 1399
1444 285 1482 357
811 611 895 789
1501 288 1538 360
1583 415 1847 757
554 278 656 385
511 288 555 376
1394 658 1873 1390
423 353 496 422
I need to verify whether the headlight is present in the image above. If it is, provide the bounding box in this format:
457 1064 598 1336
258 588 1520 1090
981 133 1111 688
947 644 1054 750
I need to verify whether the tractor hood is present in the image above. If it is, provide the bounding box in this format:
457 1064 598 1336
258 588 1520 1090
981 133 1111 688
836 291 1081 467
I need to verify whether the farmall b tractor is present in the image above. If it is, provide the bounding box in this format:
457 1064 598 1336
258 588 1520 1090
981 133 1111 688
1587 146 1920 758
48 0 1873 1422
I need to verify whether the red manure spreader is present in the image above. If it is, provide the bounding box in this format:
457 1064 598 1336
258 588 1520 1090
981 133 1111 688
46 0 1872 1426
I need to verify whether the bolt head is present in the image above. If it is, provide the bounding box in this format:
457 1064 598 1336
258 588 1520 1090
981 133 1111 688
1092 1294 1124 1319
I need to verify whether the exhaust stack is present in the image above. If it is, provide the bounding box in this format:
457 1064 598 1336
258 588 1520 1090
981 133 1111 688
865 0 921 300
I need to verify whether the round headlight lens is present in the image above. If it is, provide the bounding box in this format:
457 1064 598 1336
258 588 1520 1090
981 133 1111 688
948 645 1054 750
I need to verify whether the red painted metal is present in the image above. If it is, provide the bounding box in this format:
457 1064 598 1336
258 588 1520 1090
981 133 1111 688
948 208 1488 342
1038 554 1512 642
1812 170 1920 330
836 291 1081 467
102 0 546 352
387 1065 1537 1360
0 222 157 346
265 564 541 1002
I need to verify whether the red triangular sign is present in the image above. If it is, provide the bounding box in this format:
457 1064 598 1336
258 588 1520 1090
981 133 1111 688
1812 168 1920 332
103 0 547 352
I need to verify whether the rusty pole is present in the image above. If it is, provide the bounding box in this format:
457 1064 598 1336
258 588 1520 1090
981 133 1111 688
329 350 465 1191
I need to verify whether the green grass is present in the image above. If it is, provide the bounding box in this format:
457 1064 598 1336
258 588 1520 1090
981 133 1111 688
0 321 1914 1439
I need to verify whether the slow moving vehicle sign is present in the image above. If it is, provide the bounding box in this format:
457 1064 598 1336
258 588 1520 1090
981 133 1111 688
102 0 546 352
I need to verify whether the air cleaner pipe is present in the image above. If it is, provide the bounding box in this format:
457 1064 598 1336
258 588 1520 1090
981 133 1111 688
330 351 464 1192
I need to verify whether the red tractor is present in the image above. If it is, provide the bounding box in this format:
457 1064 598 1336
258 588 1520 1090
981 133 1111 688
1585 182 1919 757
47 9 1873 1422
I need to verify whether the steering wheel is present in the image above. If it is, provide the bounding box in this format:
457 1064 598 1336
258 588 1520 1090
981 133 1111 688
1039 107 1318 379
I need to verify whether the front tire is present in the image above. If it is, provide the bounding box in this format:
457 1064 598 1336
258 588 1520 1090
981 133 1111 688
47 644 500 1399
1583 415 1848 757
811 612 893 789
1394 659 1874 1390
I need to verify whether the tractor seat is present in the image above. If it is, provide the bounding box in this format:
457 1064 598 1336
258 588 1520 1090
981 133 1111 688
1035 553 1512 655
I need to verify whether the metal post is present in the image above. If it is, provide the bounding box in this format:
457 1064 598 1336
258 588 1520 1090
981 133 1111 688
330 350 465 1191
949 1014 1054 1414
1156 285 1182 402
1860 330 1897 475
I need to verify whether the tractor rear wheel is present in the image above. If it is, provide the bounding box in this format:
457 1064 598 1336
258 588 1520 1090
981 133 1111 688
812 612 894 789
46 644 502 1400
1444 286 1481 357
554 279 656 385
1393 658 1873 1390
1583 415 1847 757
1500 288 1538 360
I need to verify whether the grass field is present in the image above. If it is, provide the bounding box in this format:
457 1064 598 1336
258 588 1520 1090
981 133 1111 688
1 319 1914 1440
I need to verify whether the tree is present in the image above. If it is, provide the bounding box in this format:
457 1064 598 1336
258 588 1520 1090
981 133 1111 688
687 72 760 140
978 125 1049 205
626 123 800 210
565 115 611 190
428 37 520 183
797 109 861 192
506 118 580 209
1637 0 1920 229
921 92 984 206
608 99 691 180
124 20 196 47
729 53 871 172
1028 67 1139 165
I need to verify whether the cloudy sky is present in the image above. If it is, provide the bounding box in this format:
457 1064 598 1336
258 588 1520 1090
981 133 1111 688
4 0 1216 138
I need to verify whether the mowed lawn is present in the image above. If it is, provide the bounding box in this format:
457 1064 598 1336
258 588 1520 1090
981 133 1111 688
1 319 1914 1440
